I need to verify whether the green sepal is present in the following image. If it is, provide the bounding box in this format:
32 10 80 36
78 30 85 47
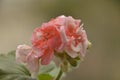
66 54 80 67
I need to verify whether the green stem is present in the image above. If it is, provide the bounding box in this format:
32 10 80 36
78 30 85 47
55 68 63 80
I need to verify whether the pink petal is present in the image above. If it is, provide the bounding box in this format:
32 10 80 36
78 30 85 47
56 26 67 51
71 43 81 52
65 42 78 58
79 30 89 57
26 51 39 74
41 48 54 65
16 44 32 63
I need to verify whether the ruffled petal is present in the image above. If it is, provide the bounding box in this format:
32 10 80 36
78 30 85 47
41 48 54 65
56 26 67 51
65 41 78 58
79 30 89 57
16 44 32 63
71 43 81 52
26 51 39 75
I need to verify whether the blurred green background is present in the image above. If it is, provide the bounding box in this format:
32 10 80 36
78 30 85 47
0 0 120 80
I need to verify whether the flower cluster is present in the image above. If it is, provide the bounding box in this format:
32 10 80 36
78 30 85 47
16 15 91 78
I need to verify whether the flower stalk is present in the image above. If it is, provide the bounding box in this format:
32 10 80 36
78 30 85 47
55 68 63 80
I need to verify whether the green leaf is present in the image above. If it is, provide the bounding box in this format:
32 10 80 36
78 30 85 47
39 61 60 77
37 74 53 80
38 61 63 79
39 61 56 74
48 67 60 78
0 50 32 80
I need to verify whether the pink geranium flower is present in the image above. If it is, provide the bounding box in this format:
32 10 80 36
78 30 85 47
31 22 63 65
58 16 89 58
31 15 89 65
50 15 89 58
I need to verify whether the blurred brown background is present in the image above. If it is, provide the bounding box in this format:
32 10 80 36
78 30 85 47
0 0 120 80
